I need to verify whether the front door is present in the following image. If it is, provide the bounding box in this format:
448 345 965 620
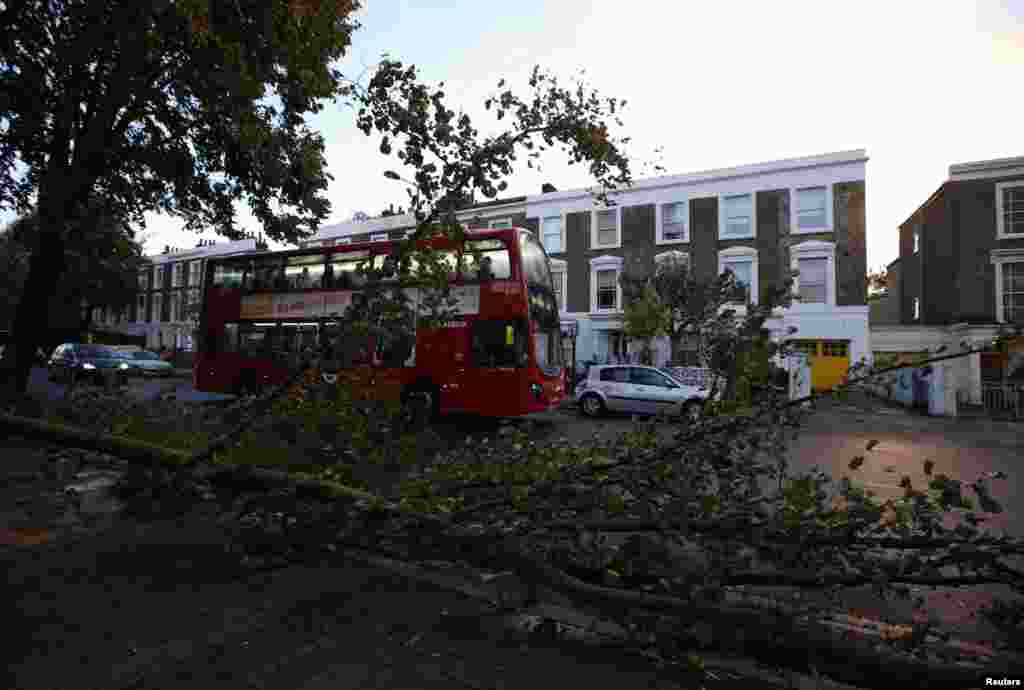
629 367 677 415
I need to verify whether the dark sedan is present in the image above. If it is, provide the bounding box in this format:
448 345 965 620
47 343 133 385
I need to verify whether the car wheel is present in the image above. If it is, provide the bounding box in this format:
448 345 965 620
683 400 703 422
580 393 605 418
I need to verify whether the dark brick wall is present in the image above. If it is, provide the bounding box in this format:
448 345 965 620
690 197 718 282
755 190 784 302
921 189 953 323
620 204 657 291
898 219 921 324
949 176 1024 323
835 180 867 306
565 211 591 312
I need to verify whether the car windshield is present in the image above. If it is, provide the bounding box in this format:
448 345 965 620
133 352 160 360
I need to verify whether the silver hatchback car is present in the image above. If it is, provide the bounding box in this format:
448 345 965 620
575 364 712 419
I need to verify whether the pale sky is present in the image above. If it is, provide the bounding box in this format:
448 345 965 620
7 1 1024 272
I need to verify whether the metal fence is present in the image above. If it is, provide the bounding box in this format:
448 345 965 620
981 382 1024 420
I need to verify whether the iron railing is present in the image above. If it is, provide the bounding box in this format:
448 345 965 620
981 382 1024 420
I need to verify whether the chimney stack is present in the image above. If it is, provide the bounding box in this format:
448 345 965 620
541 183 557 194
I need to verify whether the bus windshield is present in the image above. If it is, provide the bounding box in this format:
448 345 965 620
519 231 563 376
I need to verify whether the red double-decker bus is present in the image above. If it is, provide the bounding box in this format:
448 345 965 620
194 227 566 417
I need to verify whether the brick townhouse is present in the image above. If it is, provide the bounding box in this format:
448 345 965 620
305 149 870 392
870 155 1024 405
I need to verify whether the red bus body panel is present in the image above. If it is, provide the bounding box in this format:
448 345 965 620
195 229 565 416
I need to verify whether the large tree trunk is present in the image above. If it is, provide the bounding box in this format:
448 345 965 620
2 181 76 395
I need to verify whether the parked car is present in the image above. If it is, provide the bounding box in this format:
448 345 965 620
575 364 713 419
47 343 132 385
126 349 174 377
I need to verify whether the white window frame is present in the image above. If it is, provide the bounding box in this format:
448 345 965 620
913 297 920 321
189 260 202 286
488 217 513 229
370 233 388 243
589 254 624 314
996 181 1024 239
136 295 146 324
170 292 181 322
591 207 621 250
718 192 756 240
187 288 201 322
172 262 184 287
718 245 759 306
913 230 920 254
151 293 163 324
656 199 688 245
790 240 837 307
154 265 165 288
540 214 566 255
549 257 567 314
790 185 832 235
991 249 1024 324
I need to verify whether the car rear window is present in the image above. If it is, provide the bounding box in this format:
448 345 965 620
599 367 629 383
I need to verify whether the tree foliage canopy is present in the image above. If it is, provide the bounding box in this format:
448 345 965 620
0 0 359 240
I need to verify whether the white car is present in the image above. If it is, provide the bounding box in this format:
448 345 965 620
575 364 713 419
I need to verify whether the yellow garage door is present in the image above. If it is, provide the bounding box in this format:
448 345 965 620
814 340 850 392
790 339 851 392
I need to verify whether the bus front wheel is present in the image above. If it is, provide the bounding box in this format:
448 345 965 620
234 373 259 397
403 385 439 426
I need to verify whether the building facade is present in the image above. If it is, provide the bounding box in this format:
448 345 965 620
527 151 869 388
95 237 267 351
302 150 870 390
870 155 1024 405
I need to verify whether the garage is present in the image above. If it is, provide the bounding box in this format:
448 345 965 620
789 339 851 392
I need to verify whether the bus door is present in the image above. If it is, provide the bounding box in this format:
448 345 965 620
460 317 528 415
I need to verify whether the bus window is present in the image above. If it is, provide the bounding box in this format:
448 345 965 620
470 318 528 368
326 251 372 289
462 239 511 281
244 256 285 291
403 249 458 283
236 323 274 357
213 262 245 288
285 255 325 290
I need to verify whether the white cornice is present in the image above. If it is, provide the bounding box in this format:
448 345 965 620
949 156 1024 181
527 150 867 205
